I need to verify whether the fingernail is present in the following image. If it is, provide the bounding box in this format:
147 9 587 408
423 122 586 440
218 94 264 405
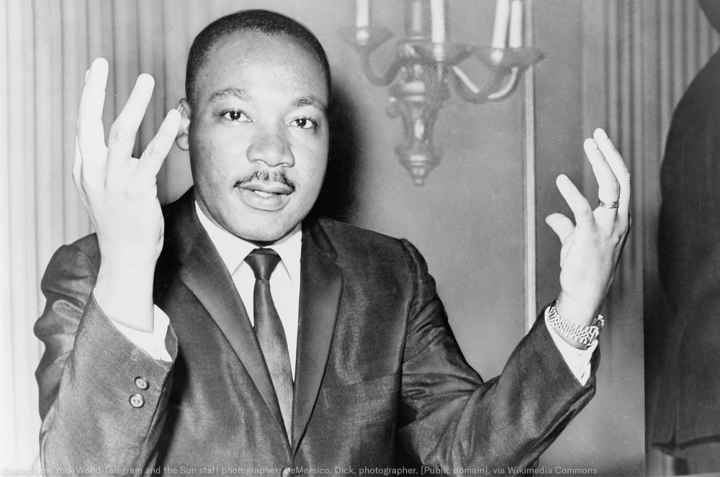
137 73 155 86
594 128 608 139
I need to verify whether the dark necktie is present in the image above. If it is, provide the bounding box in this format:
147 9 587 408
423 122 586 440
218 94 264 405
244 248 294 443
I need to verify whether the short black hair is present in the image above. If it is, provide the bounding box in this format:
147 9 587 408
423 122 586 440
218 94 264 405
185 9 331 106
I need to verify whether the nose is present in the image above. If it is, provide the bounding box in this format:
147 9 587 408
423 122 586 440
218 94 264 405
246 131 294 169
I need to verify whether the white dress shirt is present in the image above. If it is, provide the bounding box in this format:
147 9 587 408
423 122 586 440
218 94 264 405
108 202 594 384
195 202 301 378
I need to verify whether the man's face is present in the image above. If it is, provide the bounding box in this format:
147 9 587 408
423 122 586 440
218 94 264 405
188 31 329 243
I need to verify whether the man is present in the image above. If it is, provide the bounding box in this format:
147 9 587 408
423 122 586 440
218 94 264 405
651 0 720 472
34 10 630 477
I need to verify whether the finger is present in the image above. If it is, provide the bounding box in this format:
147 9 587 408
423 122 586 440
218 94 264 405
73 138 91 211
555 174 594 226
584 138 619 208
72 137 81 189
137 108 181 178
106 73 155 178
593 128 631 220
545 213 574 244
77 58 109 179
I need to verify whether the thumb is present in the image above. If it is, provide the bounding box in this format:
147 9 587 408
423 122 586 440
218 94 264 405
545 213 574 244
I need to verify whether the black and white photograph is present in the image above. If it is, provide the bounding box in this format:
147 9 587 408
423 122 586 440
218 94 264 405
0 1 717 476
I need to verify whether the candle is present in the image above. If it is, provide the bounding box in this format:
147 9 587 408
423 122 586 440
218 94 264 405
430 0 445 43
356 0 369 29
408 0 424 36
491 0 511 49
509 0 523 48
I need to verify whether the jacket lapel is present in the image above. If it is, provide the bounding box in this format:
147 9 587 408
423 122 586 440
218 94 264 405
162 191 288 443
292 221 343 452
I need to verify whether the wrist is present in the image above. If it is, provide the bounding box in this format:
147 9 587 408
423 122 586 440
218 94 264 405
98 246 158 272
547 300 604 350
555 293 600 328
96 259 156 294
95 260 156 332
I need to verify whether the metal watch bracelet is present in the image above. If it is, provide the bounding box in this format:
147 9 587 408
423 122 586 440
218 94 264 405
547 302 605 349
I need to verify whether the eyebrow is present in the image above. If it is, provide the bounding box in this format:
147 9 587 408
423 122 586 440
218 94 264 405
208 88 327 113
208 87 249 103
294 95 327 113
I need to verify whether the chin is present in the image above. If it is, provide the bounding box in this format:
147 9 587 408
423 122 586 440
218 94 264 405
227 214 300 244
241 229 290 243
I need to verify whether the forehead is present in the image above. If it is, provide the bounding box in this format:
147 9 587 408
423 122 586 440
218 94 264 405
195 30 328 104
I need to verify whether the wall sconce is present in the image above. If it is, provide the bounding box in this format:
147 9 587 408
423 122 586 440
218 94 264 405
341 0 543 185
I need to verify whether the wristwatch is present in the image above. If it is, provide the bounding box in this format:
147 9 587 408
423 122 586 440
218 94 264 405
547 301 605 349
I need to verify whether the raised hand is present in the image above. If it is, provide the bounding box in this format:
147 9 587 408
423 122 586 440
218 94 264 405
74 58 181 331
545 128 631 330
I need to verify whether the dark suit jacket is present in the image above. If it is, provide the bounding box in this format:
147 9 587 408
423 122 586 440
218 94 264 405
34 189 595 476
652 12 720 449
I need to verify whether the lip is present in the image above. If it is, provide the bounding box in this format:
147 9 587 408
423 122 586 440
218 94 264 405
235 182 293 211
238 180 293 195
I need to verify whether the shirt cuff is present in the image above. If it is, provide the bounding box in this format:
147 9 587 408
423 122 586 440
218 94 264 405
544 308 596 385
109 305 172 362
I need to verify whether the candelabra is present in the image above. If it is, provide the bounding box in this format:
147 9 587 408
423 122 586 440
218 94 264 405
341 0 543 185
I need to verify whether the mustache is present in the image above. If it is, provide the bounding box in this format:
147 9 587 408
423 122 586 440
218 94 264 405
236 170 295 190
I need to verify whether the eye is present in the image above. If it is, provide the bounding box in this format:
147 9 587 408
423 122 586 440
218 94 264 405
289 117 318 130
220 110 251 122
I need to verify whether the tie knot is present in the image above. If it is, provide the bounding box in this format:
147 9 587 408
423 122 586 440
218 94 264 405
245 248 280 281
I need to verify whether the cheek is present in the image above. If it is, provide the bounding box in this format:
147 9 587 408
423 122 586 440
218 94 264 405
291 150 328 191
290 134 329 176
191 129 251 183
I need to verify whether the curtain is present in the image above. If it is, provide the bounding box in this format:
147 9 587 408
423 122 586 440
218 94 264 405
0 0 210 470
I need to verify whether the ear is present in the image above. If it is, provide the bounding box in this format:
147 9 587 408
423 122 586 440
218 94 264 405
175 98 191 151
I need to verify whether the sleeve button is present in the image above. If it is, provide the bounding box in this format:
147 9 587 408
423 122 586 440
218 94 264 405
134 376 149 390
129 393 145 408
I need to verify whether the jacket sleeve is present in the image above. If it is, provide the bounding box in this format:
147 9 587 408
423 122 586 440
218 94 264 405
34 242 178 476
397 239 597 474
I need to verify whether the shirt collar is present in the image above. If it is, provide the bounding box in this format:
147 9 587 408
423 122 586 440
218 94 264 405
194 201 302 281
